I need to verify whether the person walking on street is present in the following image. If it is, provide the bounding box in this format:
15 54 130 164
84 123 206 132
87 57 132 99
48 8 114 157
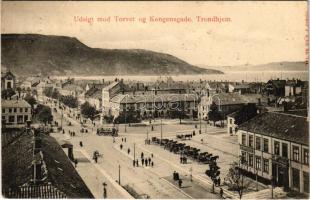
122 138 124 142
133 160 136 167
141 152 144 159
151 161 154 167
151 153 153 158
141 158 144 166
79 141 83 147
220 188 224 199
178 179 183 188
145 159 148 166
120 144 123 150
148 157 151 164
74 159 78 168
128 148 130 154
136 159 139 167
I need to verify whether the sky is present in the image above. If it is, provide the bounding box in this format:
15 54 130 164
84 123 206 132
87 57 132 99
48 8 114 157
1 1 308 67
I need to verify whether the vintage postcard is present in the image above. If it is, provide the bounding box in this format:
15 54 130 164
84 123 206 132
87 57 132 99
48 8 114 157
1 1 309 199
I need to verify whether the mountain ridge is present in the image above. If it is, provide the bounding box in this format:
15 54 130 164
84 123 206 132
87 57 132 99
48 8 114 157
1 33 223 76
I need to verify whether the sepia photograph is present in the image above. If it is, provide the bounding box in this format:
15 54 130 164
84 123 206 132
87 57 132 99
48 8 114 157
1 1 309 199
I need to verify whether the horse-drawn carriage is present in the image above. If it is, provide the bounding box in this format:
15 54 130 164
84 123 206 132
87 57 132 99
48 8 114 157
97 125 118 136
176 134 192 140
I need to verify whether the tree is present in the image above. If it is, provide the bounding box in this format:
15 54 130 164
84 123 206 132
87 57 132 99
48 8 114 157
206 160 221 193
52 89 60 99
24 94 37 109
43 87 53 97
1 88 16 99
224 161 250 199
81 102 97 121
114 109 141 124
36 105 53 125
208 102 223 126
60 95 78 108
234 103 258 125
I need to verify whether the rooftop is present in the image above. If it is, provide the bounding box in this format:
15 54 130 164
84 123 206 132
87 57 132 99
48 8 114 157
2 99 31 108
2 129 94 198
238 112 309 146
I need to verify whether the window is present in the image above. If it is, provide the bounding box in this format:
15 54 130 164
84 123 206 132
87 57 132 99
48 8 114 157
255 156 261 170
263 159 269 173
293 146 300 162
304 172 309 193
229 119 232 124
242 134 246 145
13 108 17 113
2 116 6 121
249 135 254 147
8 116 15 123
2 108 5 113
241 151 247 164
282 143 288 158
9 108 12 113
249 154 254 167
263 138 269 153
304 149 309 165
24 115 28 121
256 136 261 150
25 108 28 112
17 115 23 124
292 168 300 189
20 108 23 112
274 141 280 155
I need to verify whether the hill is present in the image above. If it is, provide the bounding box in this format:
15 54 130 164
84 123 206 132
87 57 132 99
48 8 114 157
1 34 223 76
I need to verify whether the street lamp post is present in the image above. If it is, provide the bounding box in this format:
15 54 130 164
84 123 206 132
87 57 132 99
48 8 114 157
160 117 163 142
134 143 136 160
118 165 121 185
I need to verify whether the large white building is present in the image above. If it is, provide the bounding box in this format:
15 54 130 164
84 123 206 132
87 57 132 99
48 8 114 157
1 99 32 128
237 112 309 194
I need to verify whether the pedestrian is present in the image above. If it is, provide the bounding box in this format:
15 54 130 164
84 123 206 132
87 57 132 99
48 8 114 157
128 148 130 154
180 156 183 163
113 137 115 143
120 144 123 150
148 157 151 164
74 159 78 168
178 179 183 188
218 177 221 186
201 138 203 144
220 188 223 199
122 138 124 142
133 160 136 167
79 141 83 147
136 159 139 167
151 161 154 167
141 152 144 159
141 158 144 166
73 132 75 137
151 153 153 158
94 156 98 163
62 129 65 134
145 159 148 166
103 186 107 199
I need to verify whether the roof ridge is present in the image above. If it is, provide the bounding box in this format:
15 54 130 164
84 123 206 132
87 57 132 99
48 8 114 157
269 111 308 119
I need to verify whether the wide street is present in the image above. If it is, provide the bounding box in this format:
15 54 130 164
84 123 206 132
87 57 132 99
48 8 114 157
46 99 239 199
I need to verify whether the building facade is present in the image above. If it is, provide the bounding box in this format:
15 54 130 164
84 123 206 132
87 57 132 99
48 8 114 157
1 100 32 128
237 112 309 194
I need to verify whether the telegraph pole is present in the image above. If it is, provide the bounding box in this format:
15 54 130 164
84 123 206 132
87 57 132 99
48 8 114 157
134 143 136 160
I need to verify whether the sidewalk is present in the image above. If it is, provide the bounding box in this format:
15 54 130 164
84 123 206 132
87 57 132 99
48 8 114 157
164 175 219 199
74 149 133 199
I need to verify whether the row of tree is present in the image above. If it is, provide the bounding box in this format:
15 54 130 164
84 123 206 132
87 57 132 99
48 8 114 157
43 87 78 108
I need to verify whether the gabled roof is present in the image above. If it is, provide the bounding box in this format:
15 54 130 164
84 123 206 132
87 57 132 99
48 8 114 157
1 71 15 79
2 130 94 198
2 99 31 108
85 87 102 99
204 93 263 105
103 81 120 91
238 112 309 146
117 93 198 104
